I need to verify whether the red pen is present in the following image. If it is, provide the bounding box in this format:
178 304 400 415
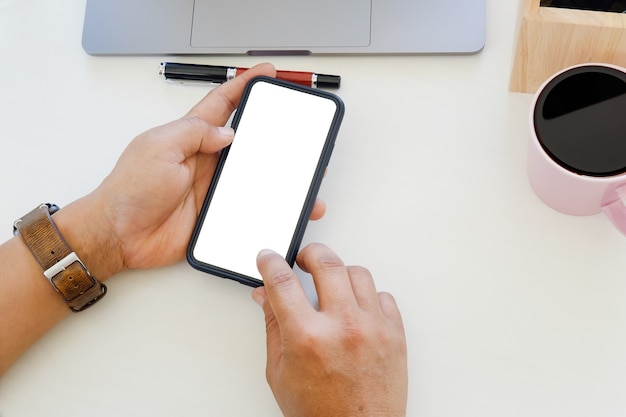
159 62 341 89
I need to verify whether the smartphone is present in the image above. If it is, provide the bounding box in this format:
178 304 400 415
187 76 344 287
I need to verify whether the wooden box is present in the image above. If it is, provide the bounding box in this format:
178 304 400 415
510 0 626 93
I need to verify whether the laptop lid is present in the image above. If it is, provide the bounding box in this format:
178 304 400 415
82 0 485 55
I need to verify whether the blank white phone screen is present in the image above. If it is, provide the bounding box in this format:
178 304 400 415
192 80 339 281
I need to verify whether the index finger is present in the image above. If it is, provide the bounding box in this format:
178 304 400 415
296 243 357 311
186 63 276 125
256 249 315 323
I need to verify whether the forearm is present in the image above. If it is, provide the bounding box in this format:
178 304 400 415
0 196 123 376
0 235 68 375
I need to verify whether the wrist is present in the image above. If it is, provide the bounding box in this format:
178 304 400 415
52 195 125 282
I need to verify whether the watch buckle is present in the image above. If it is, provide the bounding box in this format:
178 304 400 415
44 252 84 283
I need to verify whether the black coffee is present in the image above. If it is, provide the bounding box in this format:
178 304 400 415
534 65 626 177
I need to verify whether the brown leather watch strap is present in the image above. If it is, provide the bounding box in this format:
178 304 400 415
14 204 106 312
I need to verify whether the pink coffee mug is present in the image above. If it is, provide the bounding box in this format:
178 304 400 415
528 63 626 234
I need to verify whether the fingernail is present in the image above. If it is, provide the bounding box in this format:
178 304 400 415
257 248 276 259
218 126 234 137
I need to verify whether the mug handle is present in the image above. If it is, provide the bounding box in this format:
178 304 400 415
601 184 626 235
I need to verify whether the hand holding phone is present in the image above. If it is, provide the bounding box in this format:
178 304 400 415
187 76 344 286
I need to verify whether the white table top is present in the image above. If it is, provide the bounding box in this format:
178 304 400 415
2 1 626 416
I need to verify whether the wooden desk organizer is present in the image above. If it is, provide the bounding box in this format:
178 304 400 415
510 0 626 93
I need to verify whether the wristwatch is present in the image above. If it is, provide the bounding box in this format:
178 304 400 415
13 204 107 312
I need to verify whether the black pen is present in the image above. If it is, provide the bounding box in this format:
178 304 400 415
159 62 341 89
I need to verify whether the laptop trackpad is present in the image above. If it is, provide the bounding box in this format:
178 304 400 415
191 0 371 49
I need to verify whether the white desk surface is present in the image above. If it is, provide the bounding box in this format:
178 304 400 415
2 1 626 416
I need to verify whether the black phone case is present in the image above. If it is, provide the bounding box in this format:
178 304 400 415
187 76 344 287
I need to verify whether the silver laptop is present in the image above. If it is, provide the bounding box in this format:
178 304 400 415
82 0 485 55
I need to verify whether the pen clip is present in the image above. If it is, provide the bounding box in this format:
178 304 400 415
163 78 223 87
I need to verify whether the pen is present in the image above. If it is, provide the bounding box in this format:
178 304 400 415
159 62 341 89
